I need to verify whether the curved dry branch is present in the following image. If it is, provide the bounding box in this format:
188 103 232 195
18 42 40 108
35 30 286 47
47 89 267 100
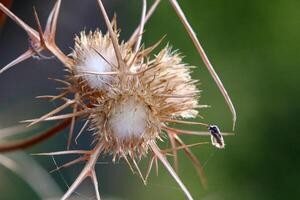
0 119 71 153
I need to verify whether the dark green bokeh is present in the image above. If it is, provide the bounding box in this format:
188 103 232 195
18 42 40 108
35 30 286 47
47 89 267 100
0 0 299 199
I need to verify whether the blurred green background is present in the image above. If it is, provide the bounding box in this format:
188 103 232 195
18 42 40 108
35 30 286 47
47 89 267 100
0 0 300 199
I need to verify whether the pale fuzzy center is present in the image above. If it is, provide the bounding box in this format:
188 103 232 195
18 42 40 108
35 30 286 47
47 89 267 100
76 47 117 89
108 97 148 140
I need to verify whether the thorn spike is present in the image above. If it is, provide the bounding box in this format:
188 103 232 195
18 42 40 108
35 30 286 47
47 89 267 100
173 134 207 189
167 131 179 173
0 3 38 38
168 0 236 130
150 142 194 200
129 0 161 45
0 49 34 74
32 7 46 47
134 0 147 53
96 0 125 72
61 144 102 200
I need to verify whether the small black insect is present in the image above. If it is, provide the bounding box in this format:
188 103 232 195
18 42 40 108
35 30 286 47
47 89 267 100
208 125 225 149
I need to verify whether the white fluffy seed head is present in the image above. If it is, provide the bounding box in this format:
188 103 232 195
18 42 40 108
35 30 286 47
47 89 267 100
108 97 148 140
72 31 124 90
75 47 117 89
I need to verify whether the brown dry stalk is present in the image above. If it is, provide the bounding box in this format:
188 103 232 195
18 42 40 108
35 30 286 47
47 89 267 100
0 119 71 153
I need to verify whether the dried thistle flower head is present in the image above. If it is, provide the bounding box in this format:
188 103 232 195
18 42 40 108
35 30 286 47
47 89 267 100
70 26 201 159
0 0 236 200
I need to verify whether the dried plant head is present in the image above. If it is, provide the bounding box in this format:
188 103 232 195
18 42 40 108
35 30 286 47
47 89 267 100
71 27 201 158
0 0 236 200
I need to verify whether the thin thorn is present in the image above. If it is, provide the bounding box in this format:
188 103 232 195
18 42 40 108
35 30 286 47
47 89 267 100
32 150 90 156
161 118 209 127
0 3 38 38
145 156 155 183
0 49 34 74
50 155 87 173
61 144 102 200
162 141 209 153
150 142 194 200
130 154 146 185
168 0 236 130
154 156 159 176
134 0 147 53
27 100 74 127
96 0 125 71
163 126 234 136
67 96 78 149
77 70 119 75
32 7 45 47
92 47 117 69
167 132 178 173
129 0 161 44
91 170 101 200
75 120 90 144
50 0 61 40
122 154 135 174
22 109 90 123
173 134 207 189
